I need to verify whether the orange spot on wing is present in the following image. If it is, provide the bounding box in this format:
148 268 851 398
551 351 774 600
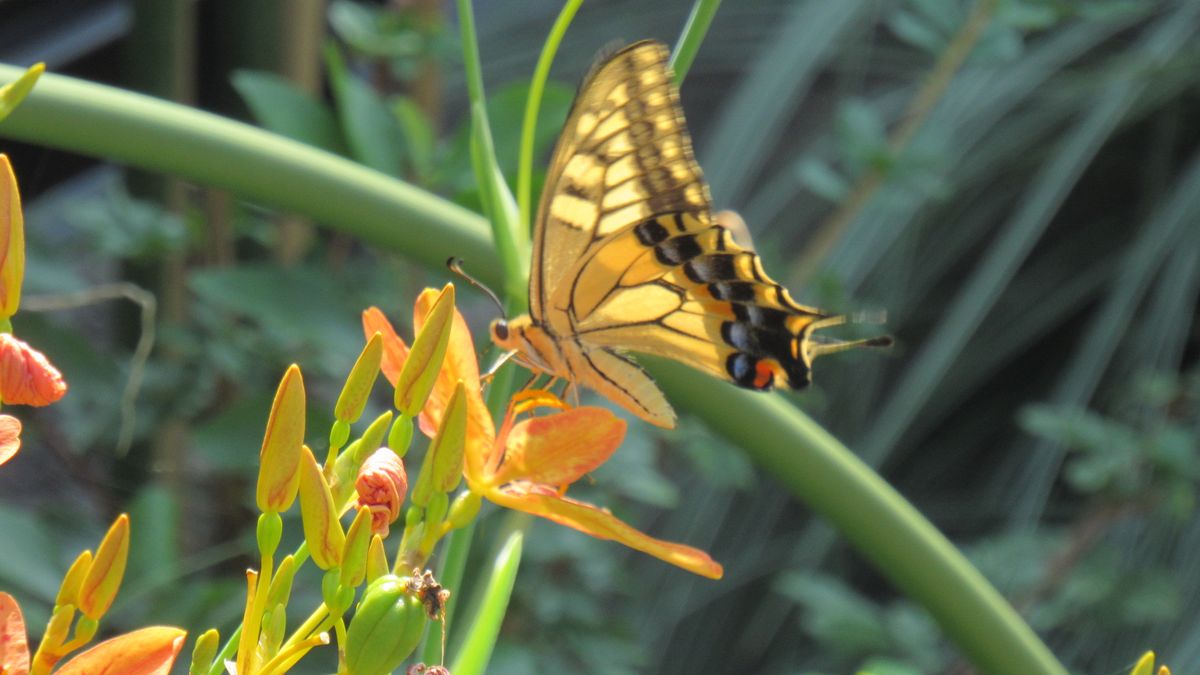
753 361 774 389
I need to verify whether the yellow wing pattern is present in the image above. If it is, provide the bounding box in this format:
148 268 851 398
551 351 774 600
531 41 708 322
494 40 889 428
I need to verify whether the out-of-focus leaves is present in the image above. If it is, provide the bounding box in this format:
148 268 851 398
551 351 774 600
325 45 405 175
776 573 891 656
0 506 60 602
796 158 850 202
328 0 425 60
231 70 346 154
391 96 436 182
63 190 187 260
188 263 364 358
836 100 889 175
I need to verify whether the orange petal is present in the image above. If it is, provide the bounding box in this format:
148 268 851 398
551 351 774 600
488 488 723 579
0 334 65 407
362 307 409 387
492 407 625 486
55 626 186 675
0 414 20 466
0 592 30 675
413 288 494 479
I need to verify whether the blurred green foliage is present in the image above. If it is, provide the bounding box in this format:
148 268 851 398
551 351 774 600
1 0 1198 673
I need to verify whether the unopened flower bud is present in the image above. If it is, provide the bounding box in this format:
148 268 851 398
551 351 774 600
356 448 407 537
79 514 129 621
345 574 428 675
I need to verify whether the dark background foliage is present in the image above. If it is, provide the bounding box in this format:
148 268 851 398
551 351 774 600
0 1 1197 673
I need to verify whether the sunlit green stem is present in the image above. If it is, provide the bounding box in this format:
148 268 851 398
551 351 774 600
448 515 526 675
0 64 497 286
516 0 584 235
670 0 723 82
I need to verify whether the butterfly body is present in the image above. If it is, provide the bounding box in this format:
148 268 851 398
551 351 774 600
491 40 888 429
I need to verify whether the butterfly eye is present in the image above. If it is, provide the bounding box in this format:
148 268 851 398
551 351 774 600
490 319 510 343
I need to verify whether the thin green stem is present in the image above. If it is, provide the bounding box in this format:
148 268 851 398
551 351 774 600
516 0 584 234
669 0 723 83
448 514 526 675
457 0 526 307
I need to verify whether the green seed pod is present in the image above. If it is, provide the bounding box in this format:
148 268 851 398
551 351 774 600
344 574 428 675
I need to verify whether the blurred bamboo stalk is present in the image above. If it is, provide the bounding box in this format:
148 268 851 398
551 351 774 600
127 0 195 534
794 0 998 282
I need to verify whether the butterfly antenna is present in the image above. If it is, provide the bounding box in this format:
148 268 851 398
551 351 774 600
447 257 507 318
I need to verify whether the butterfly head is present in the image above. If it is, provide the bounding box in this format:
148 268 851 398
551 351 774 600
490 315 561 375
488 317 517 350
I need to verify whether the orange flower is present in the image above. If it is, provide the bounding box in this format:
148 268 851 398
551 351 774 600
0 333 65 407
2 594 185 675
363 288 494 479
368 288 722 579
356 448 408 537
0 414 20 466
470 393 723 579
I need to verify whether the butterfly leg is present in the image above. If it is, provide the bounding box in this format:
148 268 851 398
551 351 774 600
481 350 519 383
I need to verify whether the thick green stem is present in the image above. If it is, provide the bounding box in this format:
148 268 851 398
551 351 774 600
0 64 496 285
649 357 1067 675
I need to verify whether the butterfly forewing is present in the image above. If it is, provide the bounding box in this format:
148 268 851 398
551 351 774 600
531 41 710 322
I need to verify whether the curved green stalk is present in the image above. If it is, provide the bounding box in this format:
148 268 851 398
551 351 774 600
0 64 496 285
648 357 1067 675
669 0 723 83
515 0 584 235
0 64 1066 674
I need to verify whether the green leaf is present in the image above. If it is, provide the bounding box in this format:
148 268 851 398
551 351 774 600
391 95 436 181
230 70 345 154
325 44 405 175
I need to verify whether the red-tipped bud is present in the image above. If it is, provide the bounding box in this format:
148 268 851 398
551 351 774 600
356 448 408 538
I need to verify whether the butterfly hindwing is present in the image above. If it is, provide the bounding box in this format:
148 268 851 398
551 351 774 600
562 211 833 391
